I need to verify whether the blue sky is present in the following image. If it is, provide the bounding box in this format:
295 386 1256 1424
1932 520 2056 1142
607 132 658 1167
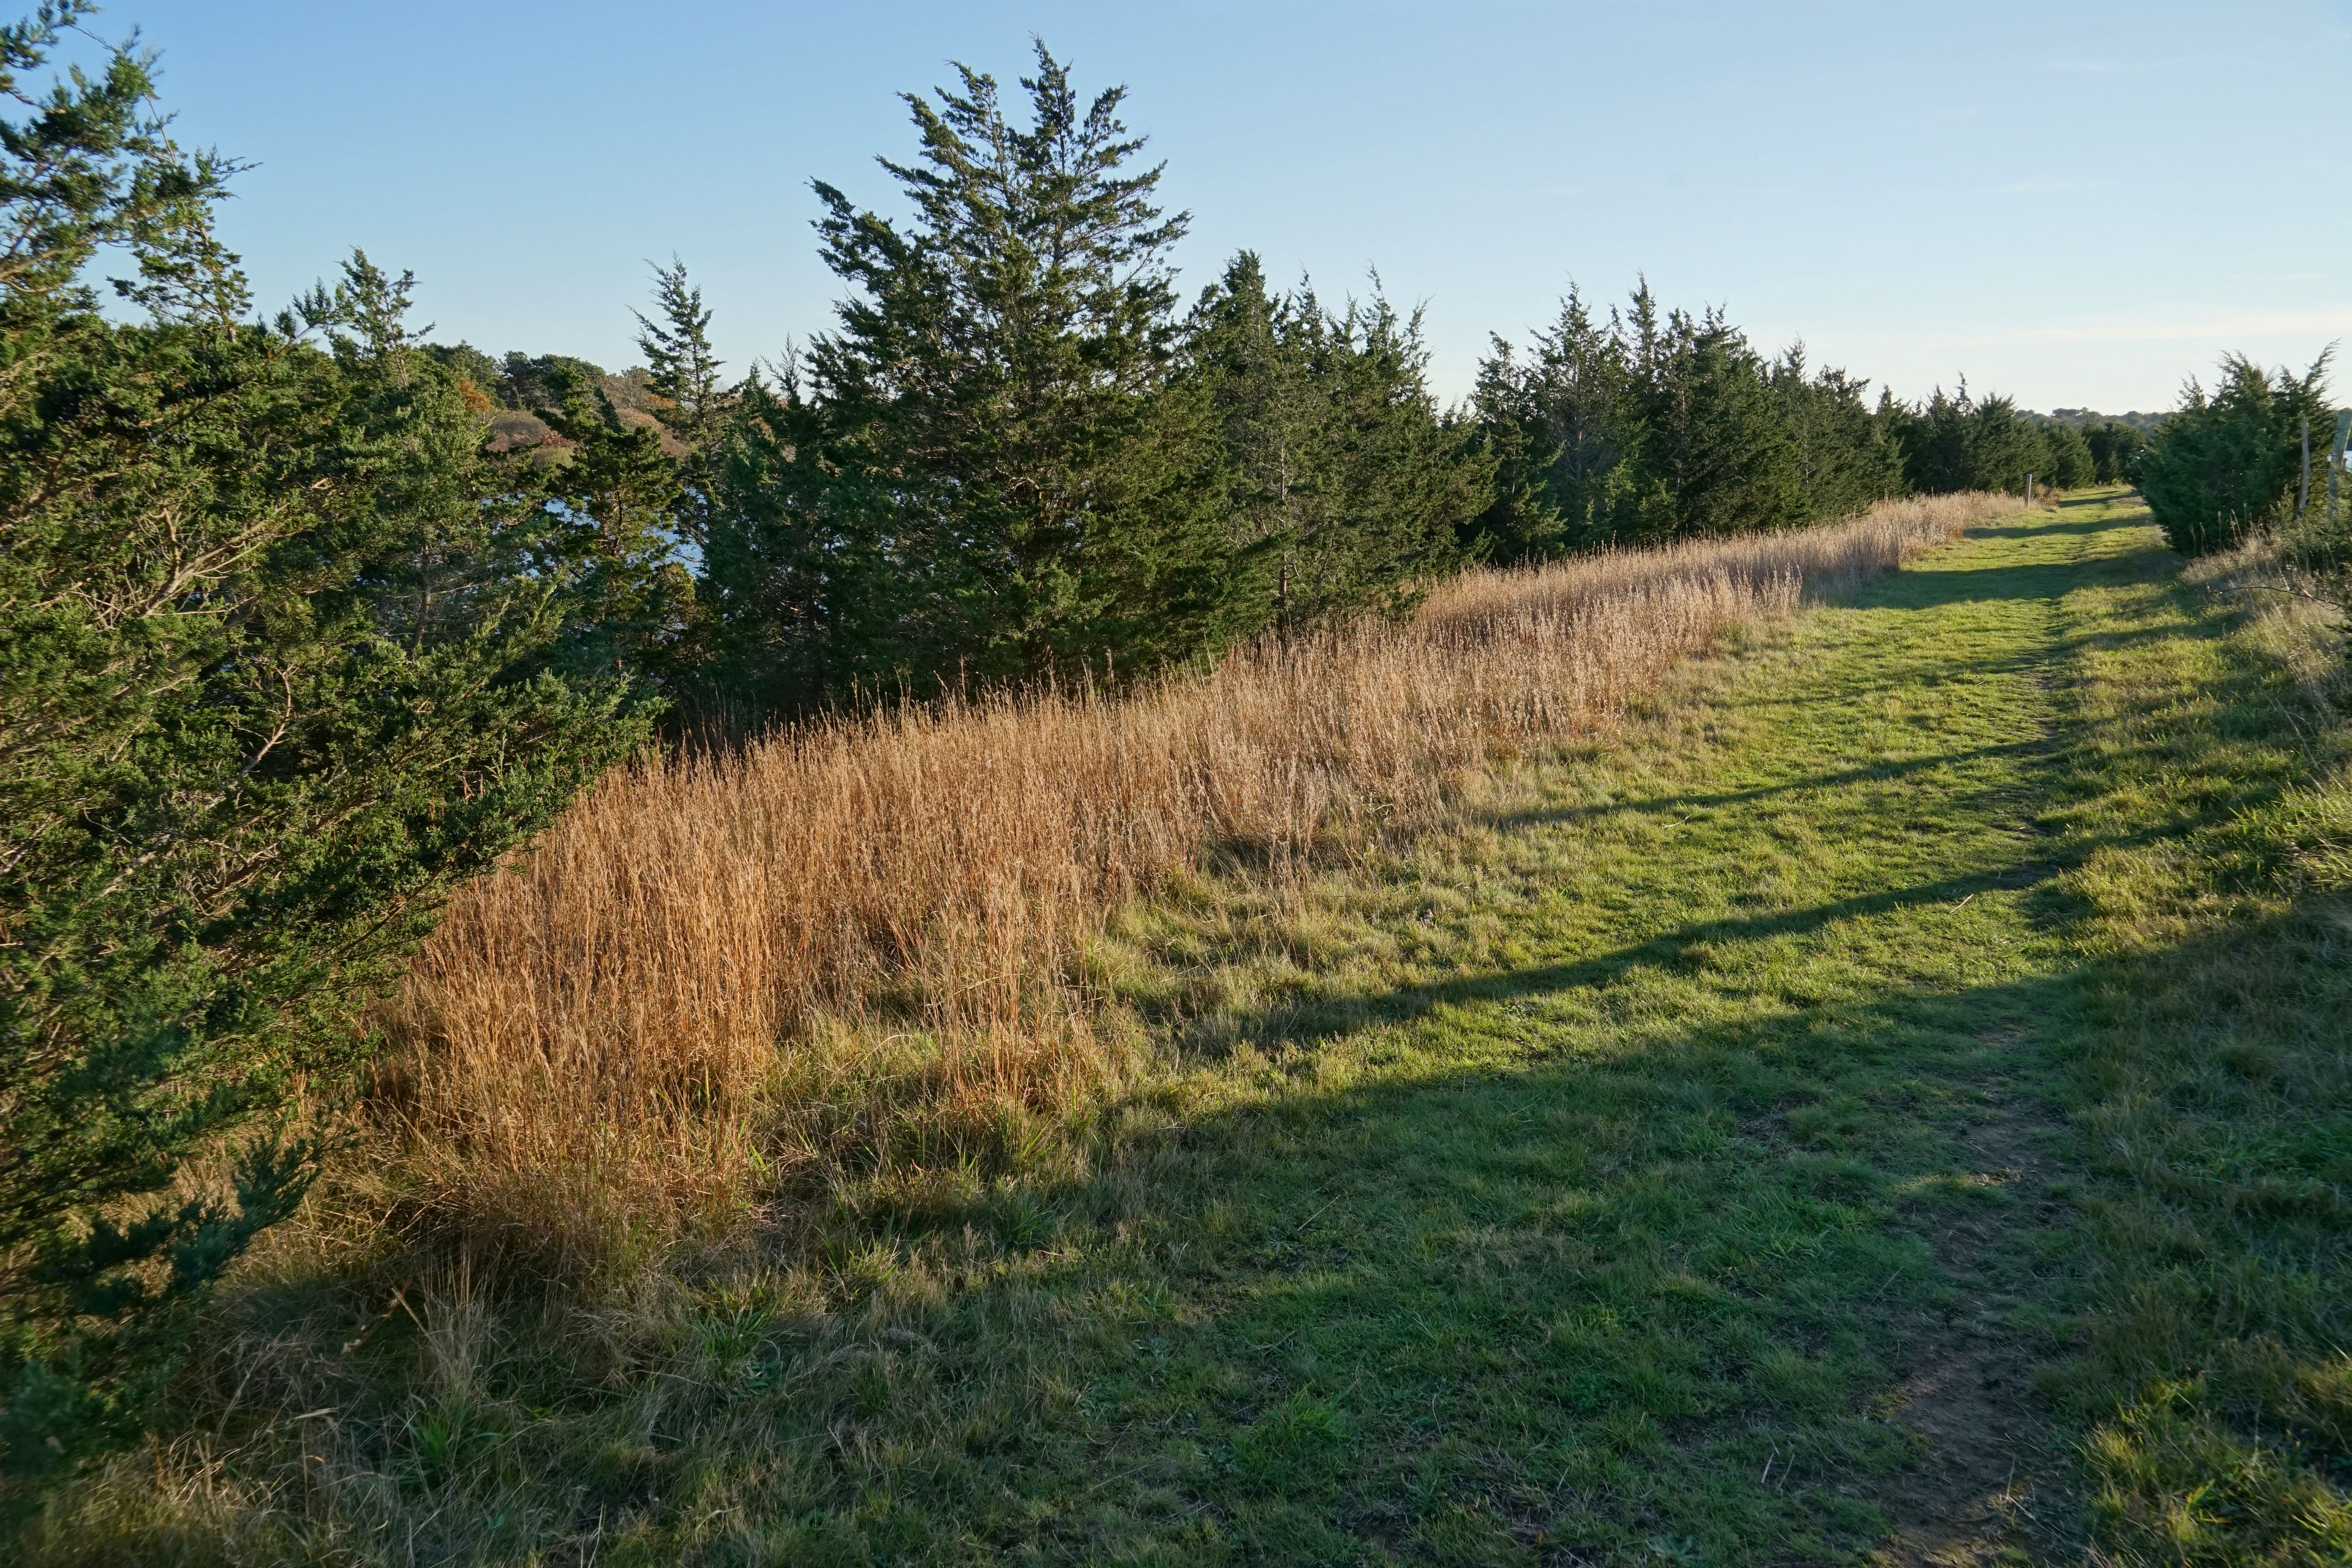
102 0 2352 411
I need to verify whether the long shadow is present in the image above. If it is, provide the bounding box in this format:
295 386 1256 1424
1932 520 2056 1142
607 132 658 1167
1882 564 2102 607
1484 515 2169 827
1865 534 2165 611
1322 781 2292 1062
1980 514 2146 541
816 884 2345 1564
1212 857 2084 1054
853 960 2112 1566
1815 536 2163 620
853 499 2327 1556
1484 741 2049 830
1000 900 2337 1562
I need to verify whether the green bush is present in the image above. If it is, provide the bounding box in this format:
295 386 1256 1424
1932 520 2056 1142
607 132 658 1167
2140 353 2334 555
2085 418 2149 484
0 6 654 1506
2042 419 2095 489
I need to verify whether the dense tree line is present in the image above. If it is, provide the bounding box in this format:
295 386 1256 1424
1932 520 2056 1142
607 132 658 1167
675 55 1496 716
1467 287 1902 559
1461 291 2125 566
0 10 2135 1498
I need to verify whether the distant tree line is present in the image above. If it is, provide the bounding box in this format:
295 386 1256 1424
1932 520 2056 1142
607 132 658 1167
1395 288 2144 571
0 9 2151 1499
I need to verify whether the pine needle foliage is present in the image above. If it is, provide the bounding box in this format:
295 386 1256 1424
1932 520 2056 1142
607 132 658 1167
1184 252 1485 633
2039 417 2095 489
1877 380 2046 497
1468 284 1903 560
2084 418 2149 484
690 47 1490 717
0 9 654 1501
2139 351 2335 556
797 41 1237 686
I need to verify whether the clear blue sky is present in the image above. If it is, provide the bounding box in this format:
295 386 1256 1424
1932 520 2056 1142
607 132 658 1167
101 0 2352 412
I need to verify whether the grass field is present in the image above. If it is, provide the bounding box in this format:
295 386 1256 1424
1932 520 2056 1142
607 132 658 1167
26 490 2352 1565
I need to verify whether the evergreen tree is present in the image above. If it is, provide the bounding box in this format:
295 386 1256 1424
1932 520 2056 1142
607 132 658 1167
1899 386 1972 494
2085 418 2149 485
698 360 917 713
633 258 726 564
532 359 698 687
800 42 1238 684
1280 283 1482 624
1468 287 1632 557
1181 252 1301 625
635 258 723 451
1771 347 1905 521
1896 382 2043 496
1185 257 1483 628
1463 336 1565 564
0 12 650 1494
1961 391 2045 494
1472 285 1899 554
1623 295 1806 539
2140 352 2334 554
2041 418 2094 489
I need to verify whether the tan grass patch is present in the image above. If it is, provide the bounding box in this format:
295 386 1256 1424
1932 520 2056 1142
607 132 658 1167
371 494 2017 1276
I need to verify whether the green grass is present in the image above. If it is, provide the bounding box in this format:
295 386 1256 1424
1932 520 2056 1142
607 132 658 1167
26 490 2352 1565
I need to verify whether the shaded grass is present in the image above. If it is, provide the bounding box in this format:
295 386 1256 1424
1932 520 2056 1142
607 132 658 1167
21 489 2352 1564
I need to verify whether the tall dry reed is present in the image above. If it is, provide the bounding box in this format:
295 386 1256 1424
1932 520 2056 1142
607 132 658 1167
374 493 2015 1270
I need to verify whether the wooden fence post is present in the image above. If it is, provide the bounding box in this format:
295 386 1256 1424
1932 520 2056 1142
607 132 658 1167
2300 417 2312 518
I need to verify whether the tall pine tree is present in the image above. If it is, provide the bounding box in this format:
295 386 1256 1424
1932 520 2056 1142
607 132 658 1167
801 42 1240 684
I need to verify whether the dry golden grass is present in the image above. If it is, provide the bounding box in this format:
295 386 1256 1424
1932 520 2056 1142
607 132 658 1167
371 494 2018 1276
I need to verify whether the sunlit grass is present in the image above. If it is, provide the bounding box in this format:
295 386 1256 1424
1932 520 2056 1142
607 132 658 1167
23 490 2352 1564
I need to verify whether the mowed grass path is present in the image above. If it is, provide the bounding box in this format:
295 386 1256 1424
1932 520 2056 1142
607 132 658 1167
1040 503 2099 1564
629 492 2343 1565
687 502 2119 1566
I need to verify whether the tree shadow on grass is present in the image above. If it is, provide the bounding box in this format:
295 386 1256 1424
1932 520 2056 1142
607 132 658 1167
858 950 2112 1568
790 501 2335 1563
958 888 2346 1568
1205 858 2080 1055
1483 741 2049 831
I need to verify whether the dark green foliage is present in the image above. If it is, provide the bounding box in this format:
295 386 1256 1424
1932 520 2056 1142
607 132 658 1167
1182 252 1302 606
2084 418 2149 484
1468 285 1896 559
787 43 1238 688
1771 347 1907 523
532 371 699 688
0 11 654 1496
2139 352 2334 555
696 367 918 713
634 258 725 453
633 259 726 562
1184 253 1483 630
494 350 614 415
1466 288 1624 559
420 339 503 401
2040 418 2095 489
1623 290 1808 541
693 48 1485 715
1890 383 2045 496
